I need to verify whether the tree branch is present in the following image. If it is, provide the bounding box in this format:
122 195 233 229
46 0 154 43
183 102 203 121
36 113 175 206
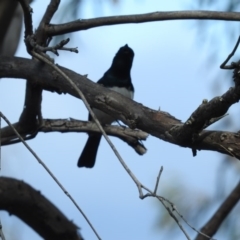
47 11 240 36
1 118 148 155
0 56 240 160
0 177 82 240
39 0 60 26
18 0 33 38
170 85 240 147
195 181 240 240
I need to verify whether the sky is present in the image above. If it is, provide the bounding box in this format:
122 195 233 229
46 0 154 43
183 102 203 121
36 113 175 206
0 0 239 240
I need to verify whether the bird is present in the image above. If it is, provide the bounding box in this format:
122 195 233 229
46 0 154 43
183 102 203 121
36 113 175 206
77 44 135 168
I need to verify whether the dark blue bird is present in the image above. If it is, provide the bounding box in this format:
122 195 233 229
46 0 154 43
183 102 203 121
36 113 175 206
77 44 135 168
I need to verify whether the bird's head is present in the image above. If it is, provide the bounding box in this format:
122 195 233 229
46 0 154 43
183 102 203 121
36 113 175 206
111 44 134 74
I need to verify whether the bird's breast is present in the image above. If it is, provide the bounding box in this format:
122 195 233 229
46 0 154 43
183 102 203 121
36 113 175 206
108 86 134 99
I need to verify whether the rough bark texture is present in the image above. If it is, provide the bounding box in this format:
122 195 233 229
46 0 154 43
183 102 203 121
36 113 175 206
1 56 240 160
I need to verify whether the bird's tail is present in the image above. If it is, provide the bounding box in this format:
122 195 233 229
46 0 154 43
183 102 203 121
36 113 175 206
77 134 102 168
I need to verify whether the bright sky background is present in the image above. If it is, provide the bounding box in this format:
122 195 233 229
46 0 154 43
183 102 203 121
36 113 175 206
0 0 239 240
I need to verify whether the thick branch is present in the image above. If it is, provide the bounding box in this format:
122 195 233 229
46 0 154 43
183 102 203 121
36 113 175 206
195 181 240 240
0 177 82 240
1 56 240 160
47 11 240 36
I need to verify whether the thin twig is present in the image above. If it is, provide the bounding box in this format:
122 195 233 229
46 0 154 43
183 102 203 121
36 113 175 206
141 171 192 239
140 168 215 240
160 199 191 240
0 111 101 240
30 38 78 56
171 204 216 240
137 171 192 239
160 196 215 239
154 166 163 194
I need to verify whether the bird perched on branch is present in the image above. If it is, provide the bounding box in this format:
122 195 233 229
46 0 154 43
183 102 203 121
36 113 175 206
77 44 135 168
